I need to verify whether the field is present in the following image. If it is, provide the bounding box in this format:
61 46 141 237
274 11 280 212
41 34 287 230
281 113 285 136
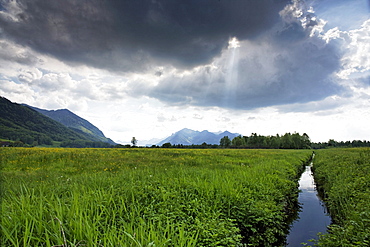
0 148 313 247
313 148 370 246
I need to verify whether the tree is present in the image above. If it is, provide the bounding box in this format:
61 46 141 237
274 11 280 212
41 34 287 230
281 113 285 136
302 133 311 148
131 137 137 147
161 142 172 148
269 135 281 149
220 136 231 148
248 133 258 145
328 139 336 147
281 133 293 149
231 135 246 148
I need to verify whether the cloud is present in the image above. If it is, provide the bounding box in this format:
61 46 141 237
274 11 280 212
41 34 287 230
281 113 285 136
18 68 43 83
276 95 347 114
142 1 344 110
0 0 366 114
0 78 34 95
337 19 370 81
157 113 178 123
0 39 42 65
0 0 289 72
0 76 88 111
192 114 203 120
216 116 231 122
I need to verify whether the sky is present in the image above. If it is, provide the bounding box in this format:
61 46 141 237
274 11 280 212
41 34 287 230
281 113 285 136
0 0 369 145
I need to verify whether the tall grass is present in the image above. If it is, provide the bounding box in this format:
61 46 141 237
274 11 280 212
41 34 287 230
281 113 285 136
313 148 370 246
1 148 311 246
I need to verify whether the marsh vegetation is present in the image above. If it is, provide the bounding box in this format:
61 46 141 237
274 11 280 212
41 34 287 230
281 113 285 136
1 148 311 246
1 148 369 246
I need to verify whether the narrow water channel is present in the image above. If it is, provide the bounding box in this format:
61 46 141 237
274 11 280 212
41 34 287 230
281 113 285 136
286 161 331 246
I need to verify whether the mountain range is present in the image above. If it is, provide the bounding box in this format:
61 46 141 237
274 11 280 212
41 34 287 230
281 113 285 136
1 96 238 147
0 96 114 146
156 128 240 146
26 105 115 144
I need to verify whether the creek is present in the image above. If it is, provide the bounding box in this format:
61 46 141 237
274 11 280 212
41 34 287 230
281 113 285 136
286 159 331 246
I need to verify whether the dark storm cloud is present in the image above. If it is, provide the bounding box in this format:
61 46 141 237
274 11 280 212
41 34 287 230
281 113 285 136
0 0 346 111
0 0 289 72
145 0 345 110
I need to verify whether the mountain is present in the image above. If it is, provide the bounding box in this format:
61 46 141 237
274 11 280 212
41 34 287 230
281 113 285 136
0 96 94 145
157 128 240 146
137 137 165 147
26 105 115 145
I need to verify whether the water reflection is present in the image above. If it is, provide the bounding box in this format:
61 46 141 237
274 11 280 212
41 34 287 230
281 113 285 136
286 164 331 246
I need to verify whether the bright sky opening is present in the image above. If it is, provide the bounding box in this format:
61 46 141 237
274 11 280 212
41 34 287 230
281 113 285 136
228 37 240 49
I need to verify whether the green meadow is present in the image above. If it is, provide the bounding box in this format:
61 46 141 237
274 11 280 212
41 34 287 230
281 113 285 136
313 148 370 246
1 148 312 246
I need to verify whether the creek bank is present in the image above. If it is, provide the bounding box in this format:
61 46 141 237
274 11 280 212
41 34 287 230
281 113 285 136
286 154 331 246
309 148 370 246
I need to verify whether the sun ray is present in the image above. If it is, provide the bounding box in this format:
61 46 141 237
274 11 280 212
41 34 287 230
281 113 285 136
224 37 240 107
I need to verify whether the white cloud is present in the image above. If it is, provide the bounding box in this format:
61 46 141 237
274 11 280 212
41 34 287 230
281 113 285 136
157 113 178 122
0 79 35 101
338 20 370 81
192 114 204 120
18 68 43 83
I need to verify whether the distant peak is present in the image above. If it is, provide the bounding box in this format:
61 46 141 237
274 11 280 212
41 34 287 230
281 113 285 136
178 128 197 133
55 109 72 113
180 128 192 131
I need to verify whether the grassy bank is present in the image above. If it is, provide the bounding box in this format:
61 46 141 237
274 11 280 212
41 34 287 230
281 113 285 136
313 148 370 246
1 148 311 246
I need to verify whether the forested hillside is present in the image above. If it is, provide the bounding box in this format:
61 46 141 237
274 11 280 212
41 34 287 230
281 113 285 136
26 105 115 144
0 97 111 147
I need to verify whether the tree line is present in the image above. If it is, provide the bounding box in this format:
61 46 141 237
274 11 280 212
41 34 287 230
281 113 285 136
150 133 370 149
311 139 370 149
153 132 311 149
3 132 370 149
221 132 311 149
